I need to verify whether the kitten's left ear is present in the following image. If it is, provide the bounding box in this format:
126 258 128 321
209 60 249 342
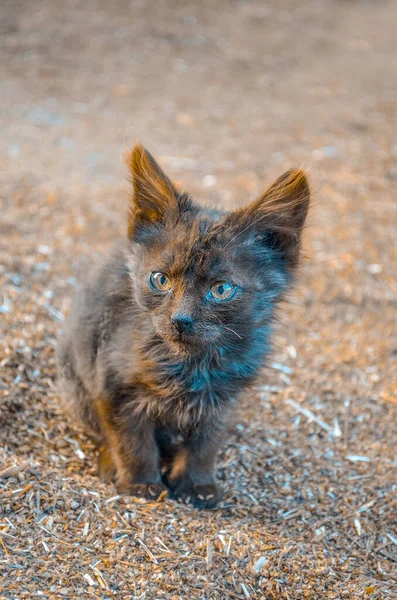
127 144 178 239
228 169 310 269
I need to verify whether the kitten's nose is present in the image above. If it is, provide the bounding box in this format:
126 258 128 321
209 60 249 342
171 313 194 334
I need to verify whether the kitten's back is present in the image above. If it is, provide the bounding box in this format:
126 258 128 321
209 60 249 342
56 243 133 435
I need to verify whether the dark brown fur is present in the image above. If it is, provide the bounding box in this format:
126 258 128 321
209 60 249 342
57 145 310 508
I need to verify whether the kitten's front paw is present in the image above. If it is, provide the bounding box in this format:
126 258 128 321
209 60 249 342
169 481 221 509
117 482 168 501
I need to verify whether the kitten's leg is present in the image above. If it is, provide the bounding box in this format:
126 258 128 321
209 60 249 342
95 398 166 499
97 444 116 484
165 425 222 509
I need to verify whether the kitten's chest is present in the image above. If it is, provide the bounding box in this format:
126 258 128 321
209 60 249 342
149 351 257 409
134 338 266 427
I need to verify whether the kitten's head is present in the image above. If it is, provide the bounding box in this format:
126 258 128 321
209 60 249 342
126 145 310 357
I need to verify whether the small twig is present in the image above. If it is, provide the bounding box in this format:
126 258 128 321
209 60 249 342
271 362 293 375
154 536 172 554
44 302 64 322
344 396 351 450
0 461 31 479
104 495 120 504
0 536 9 555
206 538 213 570
286 399 332 432
346 455 371 463
386 533 397 547
136 537 158 564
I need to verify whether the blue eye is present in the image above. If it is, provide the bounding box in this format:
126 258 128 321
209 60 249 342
207 282 237 302
149 272 171 292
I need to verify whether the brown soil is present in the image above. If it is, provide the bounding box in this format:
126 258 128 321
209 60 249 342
1 1 396 598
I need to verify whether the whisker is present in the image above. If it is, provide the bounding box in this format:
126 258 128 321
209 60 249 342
219 325 243 340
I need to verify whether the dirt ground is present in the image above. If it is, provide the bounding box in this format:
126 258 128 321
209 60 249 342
1 0 397 598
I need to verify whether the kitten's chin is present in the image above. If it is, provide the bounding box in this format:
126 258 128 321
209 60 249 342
166 336 206 358
168 341 199 358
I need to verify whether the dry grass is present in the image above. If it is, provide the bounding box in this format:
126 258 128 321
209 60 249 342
1 0 397 598
1 346 396 598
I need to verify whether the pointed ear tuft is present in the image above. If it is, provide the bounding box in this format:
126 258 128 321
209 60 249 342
250 169 310 268
127 144 178 239
248 169 310 229
227 169 310 269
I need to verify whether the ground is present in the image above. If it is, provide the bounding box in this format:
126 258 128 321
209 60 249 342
0 0 396 598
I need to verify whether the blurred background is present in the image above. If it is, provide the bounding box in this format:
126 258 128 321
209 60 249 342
1 0 396 209
1 1 397 597
1 0 396 375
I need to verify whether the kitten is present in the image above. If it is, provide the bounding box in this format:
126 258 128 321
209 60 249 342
57 145 310 508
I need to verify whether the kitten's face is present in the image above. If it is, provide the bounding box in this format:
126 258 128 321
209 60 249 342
129 215 289 356
126 145 310 357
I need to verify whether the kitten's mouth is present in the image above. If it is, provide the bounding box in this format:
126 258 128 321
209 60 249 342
161 328 221 356
151 317 222 355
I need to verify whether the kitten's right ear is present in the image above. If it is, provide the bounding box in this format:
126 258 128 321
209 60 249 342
127 144 178 239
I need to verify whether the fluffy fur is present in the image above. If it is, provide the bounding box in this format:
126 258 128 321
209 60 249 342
57 145 310 508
